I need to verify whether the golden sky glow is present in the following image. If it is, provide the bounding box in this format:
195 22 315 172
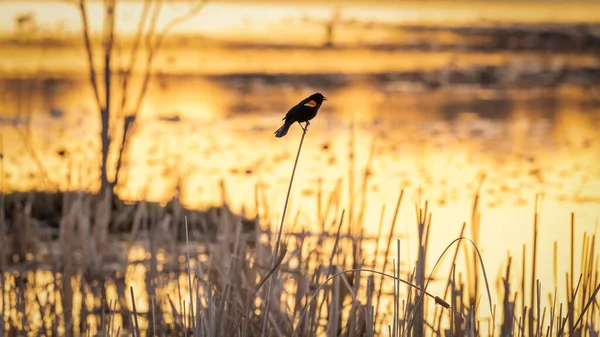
2 0 600 42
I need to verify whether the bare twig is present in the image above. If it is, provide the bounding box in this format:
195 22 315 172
262 123 309 336
185 216 195 332
113 0 206 191
78 0 102 110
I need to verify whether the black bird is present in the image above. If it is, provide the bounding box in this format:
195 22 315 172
275 93 327 138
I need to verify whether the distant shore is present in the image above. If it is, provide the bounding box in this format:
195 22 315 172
3 21 600 51
1 22 599 91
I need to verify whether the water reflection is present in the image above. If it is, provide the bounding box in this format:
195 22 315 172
1 73 599 333
2 79 599 209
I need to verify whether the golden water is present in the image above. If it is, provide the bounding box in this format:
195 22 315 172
1 0 599 333
2 79 598 323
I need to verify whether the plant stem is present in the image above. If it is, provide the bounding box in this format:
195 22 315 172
261 124 308 336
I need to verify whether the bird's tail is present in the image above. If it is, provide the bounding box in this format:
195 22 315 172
274 121 292 138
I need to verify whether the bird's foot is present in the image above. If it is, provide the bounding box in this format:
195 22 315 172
299 122 307 132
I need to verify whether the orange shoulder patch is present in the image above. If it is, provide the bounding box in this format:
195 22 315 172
304 100 317 107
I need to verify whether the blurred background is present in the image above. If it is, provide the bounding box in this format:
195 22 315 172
0 0 599 335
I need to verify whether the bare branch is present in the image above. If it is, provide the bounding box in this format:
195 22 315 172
113 0 206 192
153 0 207 50
112 115 135 192
78 0 102 111
117 0 152 121
98 0 116 194
145 0 163 52
103 0 116 118
133 0 207 114
110 0 162 192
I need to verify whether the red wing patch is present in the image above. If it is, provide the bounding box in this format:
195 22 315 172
304 100 317 107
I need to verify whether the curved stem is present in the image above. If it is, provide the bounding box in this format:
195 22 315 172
408 237 495 329
261 125 308 336
291 268 455 337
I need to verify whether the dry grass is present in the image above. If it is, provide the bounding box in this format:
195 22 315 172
0 186 598 337
0 123 598 336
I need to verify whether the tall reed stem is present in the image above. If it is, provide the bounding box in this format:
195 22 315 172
185 216 195 332
0 135 4 337
261 124 308 336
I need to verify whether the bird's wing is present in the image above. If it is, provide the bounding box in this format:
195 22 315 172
282 102 303 120
282 96 316 120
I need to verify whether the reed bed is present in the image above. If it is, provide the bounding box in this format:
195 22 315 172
1 117 598 337
0 186 598 337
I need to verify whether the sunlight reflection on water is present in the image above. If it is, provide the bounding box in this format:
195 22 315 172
1 75 599 333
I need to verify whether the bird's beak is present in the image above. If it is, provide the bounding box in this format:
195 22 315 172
323 97 328 101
